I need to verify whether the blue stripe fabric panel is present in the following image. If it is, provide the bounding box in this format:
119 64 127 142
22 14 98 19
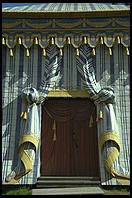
2 3 129 12
2 43 130 185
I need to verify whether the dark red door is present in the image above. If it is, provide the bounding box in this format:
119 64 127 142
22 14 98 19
41 98 99 177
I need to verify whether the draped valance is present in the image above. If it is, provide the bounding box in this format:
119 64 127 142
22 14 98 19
2 32 130 56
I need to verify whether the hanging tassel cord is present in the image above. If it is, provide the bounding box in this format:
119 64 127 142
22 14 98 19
96 110 103 122
52 120 57 141
89 106 96 127
43 106 57 141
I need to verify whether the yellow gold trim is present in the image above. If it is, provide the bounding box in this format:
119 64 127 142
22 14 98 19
67 37 71 44
109 47 112 55
76 48 79 56
2 37 5 45
2 33 130 49
42 48 46 56
18 37 22 44
126 47 129 55
34 37 38 44
92 48 96 56
59 48 63 56
4 133 39 184
26 48 30 56
100 131 130 185
100 37 104 45
9 48 13 56
46 90 90 98
117 36 120 44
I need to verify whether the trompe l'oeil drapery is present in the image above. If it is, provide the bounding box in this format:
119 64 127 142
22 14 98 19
76 46 130 185
4 55 62 184
4 46 130 185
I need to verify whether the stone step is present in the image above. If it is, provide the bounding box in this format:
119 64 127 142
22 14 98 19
32 186 104 195
38 176 100 180
36 176 100 188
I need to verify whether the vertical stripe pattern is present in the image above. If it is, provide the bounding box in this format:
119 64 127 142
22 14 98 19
2 43 130 185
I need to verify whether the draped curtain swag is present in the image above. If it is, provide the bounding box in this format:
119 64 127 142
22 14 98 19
4 47 130 185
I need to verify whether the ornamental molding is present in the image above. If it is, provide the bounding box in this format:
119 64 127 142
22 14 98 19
2 32 130 50
2 17 130 30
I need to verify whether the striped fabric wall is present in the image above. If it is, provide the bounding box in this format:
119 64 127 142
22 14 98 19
2 43 130 185
2 3 129 12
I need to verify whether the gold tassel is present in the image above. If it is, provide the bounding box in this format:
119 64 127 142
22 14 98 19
52 120 56 130
76 48 79 56
23 112 28 120
84 36 87 44
26 48 30 56
99 111 103 119
51 37 54 45
126 48 129 56
53 131 56 141
2 37 5 45
34 37 38 44
9 48 13 56
101 37 104 45
42 48 46 56
117 36 120 44
59 48 63 56
109 48 112 55
96 111 103 122
67 37 71 44
89 115 93 127
92 48 95 56
20 112 24 118
18 37 22 45
20 111 28 120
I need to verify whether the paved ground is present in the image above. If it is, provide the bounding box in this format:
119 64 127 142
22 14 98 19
32 186 104 195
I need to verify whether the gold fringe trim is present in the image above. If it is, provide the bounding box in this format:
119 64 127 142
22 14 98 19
109 47 112 55
67 37 71 44
76 48 79 56
18 37 22 45
126 48 129 56
51 37 55 45
42 48 46 56
59 48 63 56
100 37 104 45
9 48 13 56
26 48 30 56
92 48 95 56
84 36 87 44
34 37 38 44
2 37 5 45
117 36 120 44
4 134 39 184
100 131 130 185
20 111 28 120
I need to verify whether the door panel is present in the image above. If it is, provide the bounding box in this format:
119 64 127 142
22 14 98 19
41 98 99 177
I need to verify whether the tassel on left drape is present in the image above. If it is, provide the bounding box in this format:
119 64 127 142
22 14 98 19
20 111 28 120
52 120 56 141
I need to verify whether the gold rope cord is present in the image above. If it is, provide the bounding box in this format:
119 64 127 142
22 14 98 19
4 134 39 184
100 131 130 185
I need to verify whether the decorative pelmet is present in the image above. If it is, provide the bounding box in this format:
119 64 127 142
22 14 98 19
2 32 130 57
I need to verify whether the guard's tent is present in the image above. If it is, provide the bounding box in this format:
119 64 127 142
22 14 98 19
2 3 130 186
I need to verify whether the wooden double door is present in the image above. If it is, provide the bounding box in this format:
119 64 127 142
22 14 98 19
41 98 100 177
